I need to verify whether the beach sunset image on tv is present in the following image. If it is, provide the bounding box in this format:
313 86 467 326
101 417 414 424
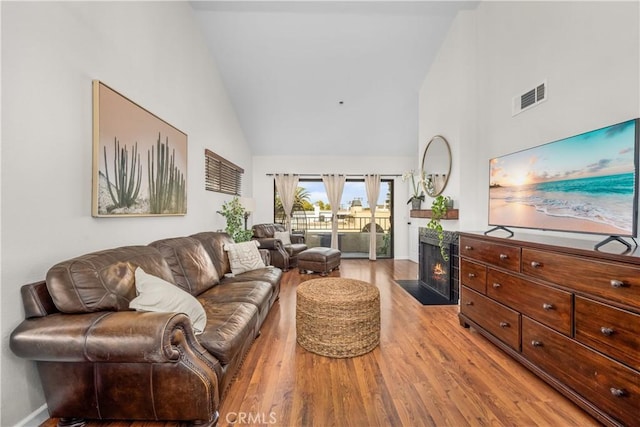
489 119 639 236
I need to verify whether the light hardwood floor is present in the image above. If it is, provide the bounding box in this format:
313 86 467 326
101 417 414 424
43 259 598 427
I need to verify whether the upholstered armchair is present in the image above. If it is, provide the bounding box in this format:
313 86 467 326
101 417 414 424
251 223 307 271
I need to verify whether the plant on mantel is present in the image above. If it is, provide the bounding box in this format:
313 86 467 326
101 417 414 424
402 170 425 208
426 195 452 261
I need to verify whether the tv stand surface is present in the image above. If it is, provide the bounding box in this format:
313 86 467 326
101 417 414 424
458 231 640 427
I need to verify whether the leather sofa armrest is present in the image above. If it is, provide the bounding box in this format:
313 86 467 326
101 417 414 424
10 311 218 366
258 249 271 266
291 234 305 244
254 237 282 250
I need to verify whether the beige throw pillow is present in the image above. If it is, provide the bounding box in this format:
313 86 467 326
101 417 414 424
273 231 292 246
224 240 266 275
129 267 207 334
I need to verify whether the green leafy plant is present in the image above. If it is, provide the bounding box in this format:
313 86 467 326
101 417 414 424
218 196 253 242
103 138 142 209
427 195 452 261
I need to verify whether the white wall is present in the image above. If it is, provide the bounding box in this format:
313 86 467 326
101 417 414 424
419 1 640 240
1 2 251 425
252 155 415 259
412 9 478 262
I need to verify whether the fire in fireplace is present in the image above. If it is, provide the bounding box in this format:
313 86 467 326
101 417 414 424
432 262 446 281
419 228 459 303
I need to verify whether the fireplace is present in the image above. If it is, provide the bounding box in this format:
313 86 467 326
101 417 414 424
419 228 459 303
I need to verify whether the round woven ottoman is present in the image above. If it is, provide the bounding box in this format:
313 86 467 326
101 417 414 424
296 277 380 358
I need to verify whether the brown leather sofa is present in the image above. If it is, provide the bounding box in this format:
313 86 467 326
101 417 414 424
251 223 307 271
10 232 281 427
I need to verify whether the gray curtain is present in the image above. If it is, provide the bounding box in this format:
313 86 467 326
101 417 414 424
274 174 299 232
322 174 346 249
365 174 381 260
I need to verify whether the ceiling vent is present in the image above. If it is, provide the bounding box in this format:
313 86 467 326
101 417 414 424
512 81 547 116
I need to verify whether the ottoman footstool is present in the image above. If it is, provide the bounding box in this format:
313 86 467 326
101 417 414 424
296 277 380 358
298 247 341 276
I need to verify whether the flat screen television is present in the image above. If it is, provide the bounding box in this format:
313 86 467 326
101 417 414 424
488 118 640 242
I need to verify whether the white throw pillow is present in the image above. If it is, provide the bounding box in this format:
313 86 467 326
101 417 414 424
130 267 207 335
274 231 292 246
224 240 266 275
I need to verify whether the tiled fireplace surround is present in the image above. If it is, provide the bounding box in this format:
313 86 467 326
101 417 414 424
418 228 460 303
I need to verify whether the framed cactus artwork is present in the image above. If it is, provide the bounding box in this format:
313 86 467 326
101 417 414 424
92 80 187 217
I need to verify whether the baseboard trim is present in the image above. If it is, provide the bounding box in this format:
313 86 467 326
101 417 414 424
14 404 48 427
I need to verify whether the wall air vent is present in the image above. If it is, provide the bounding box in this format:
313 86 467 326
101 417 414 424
512 81 547 116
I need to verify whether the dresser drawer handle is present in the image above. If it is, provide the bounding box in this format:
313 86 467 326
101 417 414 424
600 327 615 336
499 253 508 260
610 279 625 288
464 245 473 251
468 273 476 278
465 301 474 306
530 261 541 268
499 322 509 328
542 303 554 311
492 283 501 288
610 388 626 397
531 340 543 347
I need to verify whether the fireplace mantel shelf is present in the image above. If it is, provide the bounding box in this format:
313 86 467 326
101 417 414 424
410 209 459 219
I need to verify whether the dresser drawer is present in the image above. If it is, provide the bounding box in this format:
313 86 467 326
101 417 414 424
523 317 640 427
460 237 520 272
575 296 640 371
487 269 572 336
460 259 487 294
522 248 640 308
461 286 520 351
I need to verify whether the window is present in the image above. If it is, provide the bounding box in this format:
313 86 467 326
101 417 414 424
274 178 394 258
205 149 243 195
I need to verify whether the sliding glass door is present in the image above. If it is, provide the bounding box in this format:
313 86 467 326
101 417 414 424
274 179 394 258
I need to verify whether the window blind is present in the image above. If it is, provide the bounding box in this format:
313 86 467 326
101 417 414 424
205 149 244 195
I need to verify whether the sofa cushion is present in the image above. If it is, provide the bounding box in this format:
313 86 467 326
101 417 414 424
222 267 282 287
224 241 266 275
129 267 207 334
197 301 258 364
198 281 272 314
273 231 291 246
222 268 282 307
149 236 219 296
191 232 234 277
46 246 173 313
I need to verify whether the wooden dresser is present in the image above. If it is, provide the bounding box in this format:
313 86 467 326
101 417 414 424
458 231 640 427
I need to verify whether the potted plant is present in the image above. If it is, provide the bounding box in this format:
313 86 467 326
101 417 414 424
427 195 453 261
218 196 254 242
402 170 425 209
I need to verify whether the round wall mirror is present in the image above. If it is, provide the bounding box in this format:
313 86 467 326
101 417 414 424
421 135 452 197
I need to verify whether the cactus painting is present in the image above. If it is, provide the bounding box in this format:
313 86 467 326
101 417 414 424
103 138 142 210
148 133 187 214
92 81 187 217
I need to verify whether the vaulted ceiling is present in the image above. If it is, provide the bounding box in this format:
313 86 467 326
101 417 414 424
190 1 478 156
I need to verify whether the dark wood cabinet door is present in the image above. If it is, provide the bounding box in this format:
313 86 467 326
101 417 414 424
460 259 487 294
522 316 640 427
461 286 520 351
487 268 572 336
575 296 640 371
522 248 640 308
460 237 521 272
